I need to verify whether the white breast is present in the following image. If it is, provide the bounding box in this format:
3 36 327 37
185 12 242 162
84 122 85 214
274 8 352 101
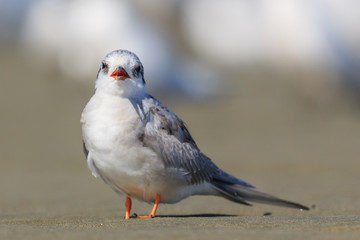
81 94 139 152
81 93 164 199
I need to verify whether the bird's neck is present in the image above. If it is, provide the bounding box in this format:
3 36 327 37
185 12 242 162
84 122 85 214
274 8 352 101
95 78 147 99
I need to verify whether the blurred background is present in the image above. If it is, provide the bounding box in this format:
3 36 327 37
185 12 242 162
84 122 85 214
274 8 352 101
1 0 360 223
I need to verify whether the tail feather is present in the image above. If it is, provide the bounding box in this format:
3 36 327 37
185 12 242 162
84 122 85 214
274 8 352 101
212 182 253 206
211 171 309 210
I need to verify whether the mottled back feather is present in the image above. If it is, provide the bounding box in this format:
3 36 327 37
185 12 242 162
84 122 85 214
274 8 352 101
138 96 219 184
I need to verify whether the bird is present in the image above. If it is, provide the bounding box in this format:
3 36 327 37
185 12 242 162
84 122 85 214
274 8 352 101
80 49 309 219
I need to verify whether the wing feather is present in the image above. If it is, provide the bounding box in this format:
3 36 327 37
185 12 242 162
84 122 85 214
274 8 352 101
140 96 218 184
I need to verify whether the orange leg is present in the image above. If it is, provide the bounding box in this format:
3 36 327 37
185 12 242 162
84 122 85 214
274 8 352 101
125 196 132 220
135 194 161 219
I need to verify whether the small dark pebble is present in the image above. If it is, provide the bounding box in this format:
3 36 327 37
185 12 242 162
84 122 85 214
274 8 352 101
311 204 316 209
263 212 272 216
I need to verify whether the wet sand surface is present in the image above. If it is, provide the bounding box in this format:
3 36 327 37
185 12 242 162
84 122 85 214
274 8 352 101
1 50 359 239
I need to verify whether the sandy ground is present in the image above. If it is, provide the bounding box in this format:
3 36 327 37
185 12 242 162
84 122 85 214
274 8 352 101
1 49 359 239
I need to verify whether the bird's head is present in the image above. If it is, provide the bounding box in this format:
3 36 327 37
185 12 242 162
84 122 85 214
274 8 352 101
95 50 146 98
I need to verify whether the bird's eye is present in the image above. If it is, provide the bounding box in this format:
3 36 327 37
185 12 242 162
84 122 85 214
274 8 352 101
133 65 141 77
100 61 109 74
101 61 108 70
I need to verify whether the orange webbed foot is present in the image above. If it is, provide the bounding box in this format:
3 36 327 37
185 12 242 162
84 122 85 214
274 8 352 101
130 194 161 219
132 213 155 219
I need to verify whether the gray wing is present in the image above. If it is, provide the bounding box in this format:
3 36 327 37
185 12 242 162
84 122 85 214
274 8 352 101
140 97 218 184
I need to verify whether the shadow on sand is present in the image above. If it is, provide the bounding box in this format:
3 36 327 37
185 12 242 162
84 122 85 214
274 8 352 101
155 213 238 218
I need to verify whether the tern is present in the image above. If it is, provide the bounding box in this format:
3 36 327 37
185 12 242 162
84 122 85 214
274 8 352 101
81 49 309 219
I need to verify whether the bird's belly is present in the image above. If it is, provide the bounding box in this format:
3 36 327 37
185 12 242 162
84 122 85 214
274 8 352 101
91 144 199 203
98 156 194 203
88 135 164 197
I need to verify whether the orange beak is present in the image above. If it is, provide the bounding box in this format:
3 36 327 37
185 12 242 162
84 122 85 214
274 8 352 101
110 67 130 80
